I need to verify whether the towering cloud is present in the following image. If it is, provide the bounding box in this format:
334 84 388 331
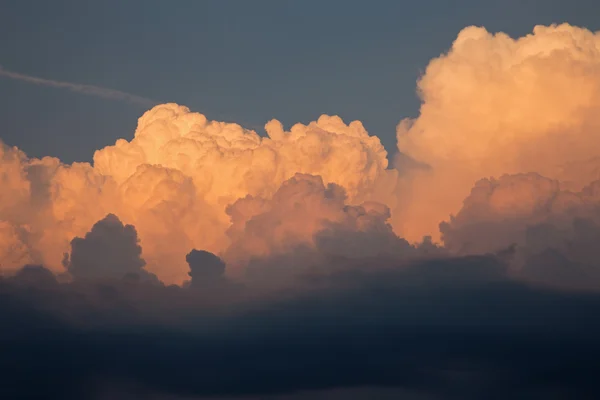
396 23 600 242
94 104 396 206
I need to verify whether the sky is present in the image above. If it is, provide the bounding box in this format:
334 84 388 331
4 1 600 399
1 0 599 163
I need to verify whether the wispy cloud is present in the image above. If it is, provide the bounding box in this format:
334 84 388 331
0 65 156 107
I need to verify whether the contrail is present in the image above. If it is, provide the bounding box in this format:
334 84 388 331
0 65 157 107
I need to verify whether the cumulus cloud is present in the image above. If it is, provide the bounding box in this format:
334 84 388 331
64 214 157 283
0 103 403 283
5 22 600 282
93 104 394 204
223 173 415 277
396 23 600 242
441 173 600 289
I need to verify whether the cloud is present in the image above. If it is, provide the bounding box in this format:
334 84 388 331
0 221 33 272
4 23 600 283
2 253 600 399
4 20 600 400
0 141 126 275
63 214 158 283
185 249 226 288
93 104 395 205
2 23 600 287
441 172 600 289
222 173 417 279
395 23 600 242
0 104 402 284
441 173 568 255
0 65 156 107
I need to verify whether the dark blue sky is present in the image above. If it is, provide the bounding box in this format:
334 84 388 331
1 0 599 163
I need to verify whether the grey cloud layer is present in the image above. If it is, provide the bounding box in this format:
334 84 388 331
2 253 600 399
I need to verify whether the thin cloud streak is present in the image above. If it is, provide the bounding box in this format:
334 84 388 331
0 65 156 107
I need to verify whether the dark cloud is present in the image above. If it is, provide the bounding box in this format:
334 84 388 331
63 213 158 283
3 252 600 399
186 249 226 289
223 174 415 266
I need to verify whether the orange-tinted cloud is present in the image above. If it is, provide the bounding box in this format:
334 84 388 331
0 105 400 284
224 173 410 271
3 23 600 285
396 23 600 242
442 172 600 289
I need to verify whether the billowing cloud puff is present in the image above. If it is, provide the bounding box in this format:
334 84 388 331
396 23 600 242
441 173 600 253
186 249 226 288
116 164 222 284
64 214 157 282
94 104 395 206
224 173 412 274
442 173 600 288
0 221 33 272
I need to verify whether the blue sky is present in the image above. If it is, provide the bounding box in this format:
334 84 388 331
1 0 599 163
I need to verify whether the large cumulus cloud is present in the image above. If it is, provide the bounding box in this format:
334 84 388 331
94 105 394 204
396 23 600 242
0 105 401 283
3 24 600 283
